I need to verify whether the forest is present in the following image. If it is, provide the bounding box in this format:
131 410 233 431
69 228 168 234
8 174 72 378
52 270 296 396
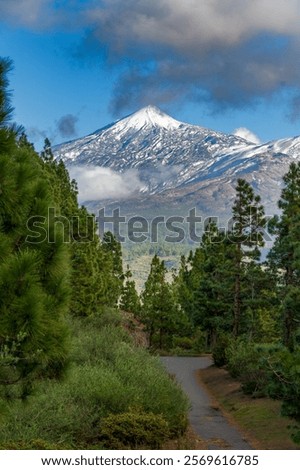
138 166 300 445
1 56 300 449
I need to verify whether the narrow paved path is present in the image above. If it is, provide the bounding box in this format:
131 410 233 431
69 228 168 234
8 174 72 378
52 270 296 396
161 356 252 450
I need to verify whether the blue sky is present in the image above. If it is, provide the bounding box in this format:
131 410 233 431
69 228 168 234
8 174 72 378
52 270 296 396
1 0 300 150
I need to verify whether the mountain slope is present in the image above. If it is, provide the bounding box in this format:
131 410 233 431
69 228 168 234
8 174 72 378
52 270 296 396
53 106 300 219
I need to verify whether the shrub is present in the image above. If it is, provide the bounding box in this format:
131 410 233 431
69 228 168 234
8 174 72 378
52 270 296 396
111 343 189 435
212 333 233 367
226 341 266 395
0 313 189 448
226 341 285 396
173 337 194 350
263 346 300 443
99 410 170 449
172 329 206 354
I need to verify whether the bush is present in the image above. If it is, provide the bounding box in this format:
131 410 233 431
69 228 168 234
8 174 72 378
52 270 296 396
173 337 194 350
266 347 300 410
226 341 267 395
0 312 189 448
226 341 285 397
263 346 300 443
172 329 206 354
212 333 233 367
111 344 189 435
99 410 170 449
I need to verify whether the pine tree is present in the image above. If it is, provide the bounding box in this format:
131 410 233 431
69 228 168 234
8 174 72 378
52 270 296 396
0 145 70 396
0 57 130 397
0 59 72 396
102 231 124 306
230 179 266 337
120 265 141 315
242 261 280 341
192 223 235 347
141 255 189 349
0 57 18 155
173 255 194 321
268 162 300 350
41 140 120 315
41 140 78 220
141 255 164 346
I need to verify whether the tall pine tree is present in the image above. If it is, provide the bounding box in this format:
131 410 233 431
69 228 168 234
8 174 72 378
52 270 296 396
0 143 70 396
268 162 300 350
193 223 234 347
230 179 266 337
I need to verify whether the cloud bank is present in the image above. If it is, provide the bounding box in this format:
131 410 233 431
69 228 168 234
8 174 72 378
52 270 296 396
83 0 300 115
2 0 300 118
69 166 144 202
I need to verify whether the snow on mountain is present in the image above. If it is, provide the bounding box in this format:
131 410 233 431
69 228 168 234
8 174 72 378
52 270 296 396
113 105 183 132
53 105 300 218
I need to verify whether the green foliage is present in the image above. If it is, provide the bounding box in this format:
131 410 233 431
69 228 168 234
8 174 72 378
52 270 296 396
172 336 194 350
120 265 141 315
0 142 70 397
268 162 300 350
99 410 170 449
174 208 273 349
0 57 19 155
0 439 69 450
226 341 274 396
102 231 124 306
70 233 115 316
171 329 206 355
0 312 189 448
173 253 199 322
242 264 280 342
267 347 300 407
41 142 122 315
230 179 266 337
192 225 235 346
141 255 190 350
217 338 300 442
212 333 233 367
252 307 281 343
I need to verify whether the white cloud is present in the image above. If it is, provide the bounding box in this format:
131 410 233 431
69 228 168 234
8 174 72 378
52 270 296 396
2 0 299 42
85 0 300 53
233 127 261 144
69 166 143 202
82 0 300 114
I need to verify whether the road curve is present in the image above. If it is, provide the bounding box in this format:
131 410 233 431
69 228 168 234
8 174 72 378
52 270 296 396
161 356 252 450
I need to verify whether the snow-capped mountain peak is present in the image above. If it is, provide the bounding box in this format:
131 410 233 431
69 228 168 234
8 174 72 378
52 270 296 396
114 105 183 131
53 106 300 218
